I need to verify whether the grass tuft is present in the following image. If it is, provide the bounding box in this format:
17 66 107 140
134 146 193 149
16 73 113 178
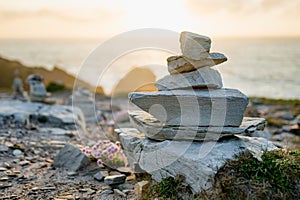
204 149 300 200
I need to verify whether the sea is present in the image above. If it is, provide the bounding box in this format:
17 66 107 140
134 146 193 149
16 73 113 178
0 38 299 99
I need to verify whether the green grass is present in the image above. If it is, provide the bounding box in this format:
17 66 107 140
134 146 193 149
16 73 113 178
250 97 300 106
239 150 300 191
37 115 48 123
206 149 300 200
265 117 290 127
142 176 194 200
152 177 181 199
46 82 66 93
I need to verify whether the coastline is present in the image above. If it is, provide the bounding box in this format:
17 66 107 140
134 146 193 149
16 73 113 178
0 56 105 95
1 36 300 99
1 55 300 100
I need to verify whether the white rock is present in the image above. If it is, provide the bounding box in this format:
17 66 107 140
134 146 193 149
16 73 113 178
168 53 227 74
119 129 277 194
104 174 126 185
155 67 223 91
128 110 266 141
12 149 23 157
129 89 249 127
180 31 211 60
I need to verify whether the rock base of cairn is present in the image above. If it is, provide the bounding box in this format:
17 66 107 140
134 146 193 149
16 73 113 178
118 129 277 193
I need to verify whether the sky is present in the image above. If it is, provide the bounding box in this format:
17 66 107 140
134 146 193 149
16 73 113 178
0 0 299 39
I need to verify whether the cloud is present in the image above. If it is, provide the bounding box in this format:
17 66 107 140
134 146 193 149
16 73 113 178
0 6 126 38
183 0 300 37
185 0 246 15
185 0 300 16
0 8 125 23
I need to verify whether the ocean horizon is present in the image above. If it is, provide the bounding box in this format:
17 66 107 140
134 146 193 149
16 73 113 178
0 37 299 99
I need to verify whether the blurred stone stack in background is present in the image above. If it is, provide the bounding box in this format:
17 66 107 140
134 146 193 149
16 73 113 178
117 31 277 194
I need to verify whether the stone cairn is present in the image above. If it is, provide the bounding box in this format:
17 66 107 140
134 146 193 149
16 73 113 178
117 31 277 194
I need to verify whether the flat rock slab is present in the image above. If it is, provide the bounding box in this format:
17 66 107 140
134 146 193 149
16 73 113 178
119 128 277 194
180 31 211 60
156 67 223 90
0 101 85 130
104 174 126 185
167 53 227 74
53 144 91 172
129 89 249 126
128 110 266 141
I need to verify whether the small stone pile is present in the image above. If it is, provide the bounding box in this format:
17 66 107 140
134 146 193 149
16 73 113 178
118 31 277 194
157 31 226 90
128 31 252 141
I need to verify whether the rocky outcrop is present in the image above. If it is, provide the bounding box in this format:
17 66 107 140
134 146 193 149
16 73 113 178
0 101 85 130
119 129 277 193
0 56 105 95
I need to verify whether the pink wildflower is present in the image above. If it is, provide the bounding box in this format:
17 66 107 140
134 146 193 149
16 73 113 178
97 159 103 166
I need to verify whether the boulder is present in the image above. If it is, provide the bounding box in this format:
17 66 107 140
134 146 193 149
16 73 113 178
53 144 91 171
38 105 78 124
128 110 266 141
180 31 211 60
129 89 249 126
119 129 277 194
167 53 227 74
155 67 223 91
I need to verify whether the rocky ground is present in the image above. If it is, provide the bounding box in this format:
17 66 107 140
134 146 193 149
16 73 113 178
245 97 300 150
0 90 136 200
0 90 299 200
0 135 136 199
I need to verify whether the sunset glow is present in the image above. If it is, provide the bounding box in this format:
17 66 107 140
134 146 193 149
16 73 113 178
0 0 299 39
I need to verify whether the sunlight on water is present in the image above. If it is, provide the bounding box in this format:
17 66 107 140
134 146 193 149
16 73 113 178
0 38 299 99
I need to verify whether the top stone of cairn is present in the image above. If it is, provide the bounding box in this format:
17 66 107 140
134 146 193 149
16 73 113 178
180 31 211 60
